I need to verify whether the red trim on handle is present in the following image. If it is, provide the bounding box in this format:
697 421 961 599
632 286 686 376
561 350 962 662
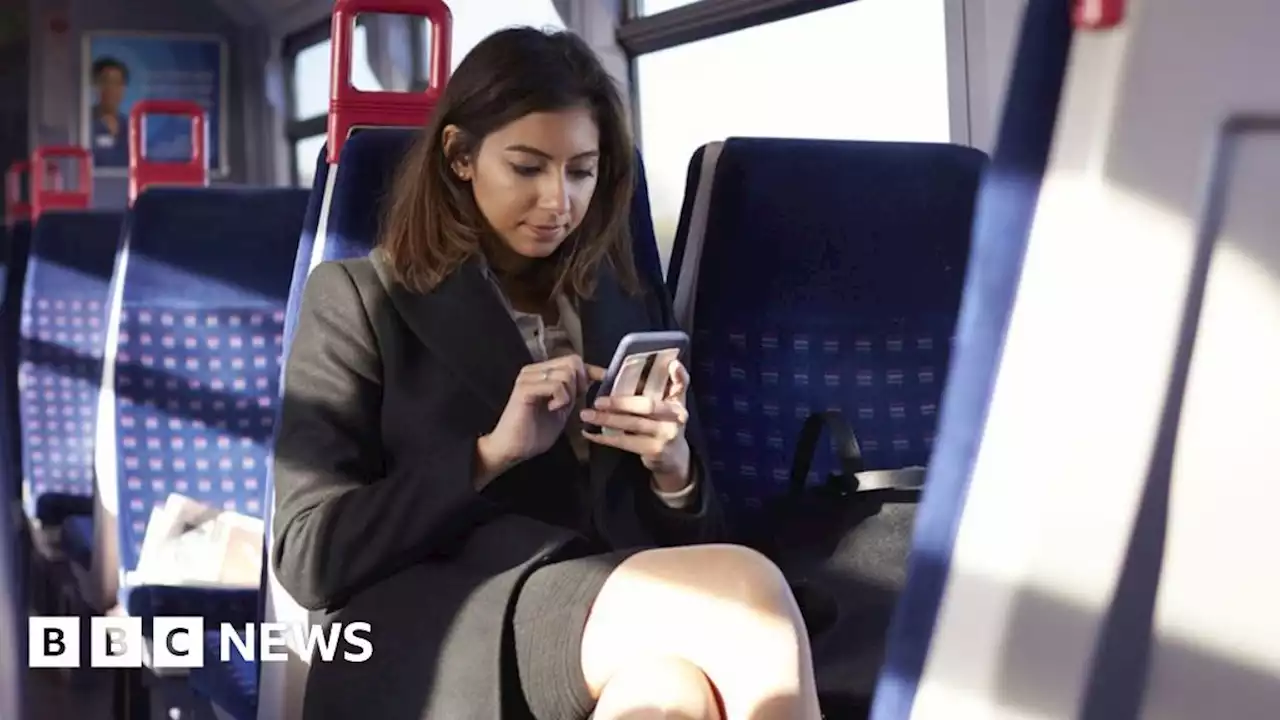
31 146 92 220
327 0 452 164
4 160 30 226
1073 0 1124 29
128 99 210 205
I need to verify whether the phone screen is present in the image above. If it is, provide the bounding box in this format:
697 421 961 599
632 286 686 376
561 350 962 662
609 348 681 400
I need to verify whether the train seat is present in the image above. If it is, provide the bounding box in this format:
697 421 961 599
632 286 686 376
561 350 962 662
1 219 33 508
869 3 1072 715
186 147 331 720
96 187 306 623
667 140 724 313
248 127 668 720
187 627 258 720
682 137 986 512
18 210 123 533
630 152 664 288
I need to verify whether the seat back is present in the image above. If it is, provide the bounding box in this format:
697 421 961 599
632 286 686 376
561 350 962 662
257 128 668 719
0 219 32 504
687 138 986 513
19 210 123 524
258 129 422 720
667 140 725 325
870 3 1074 716
97 188 306 611
629 152 664 289
879 1 1280 718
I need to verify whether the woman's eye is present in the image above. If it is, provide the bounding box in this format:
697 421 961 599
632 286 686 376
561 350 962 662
512 164 541 177
569 168 596 180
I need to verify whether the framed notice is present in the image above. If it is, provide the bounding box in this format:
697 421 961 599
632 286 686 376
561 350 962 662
81 31 229 177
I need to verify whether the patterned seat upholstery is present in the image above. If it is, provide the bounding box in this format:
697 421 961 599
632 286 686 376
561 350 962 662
189 146 331 720
682 138 986 514
104 187 307 621
18 210 122 527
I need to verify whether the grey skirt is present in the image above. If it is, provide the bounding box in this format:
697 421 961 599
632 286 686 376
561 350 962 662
509 548 645 720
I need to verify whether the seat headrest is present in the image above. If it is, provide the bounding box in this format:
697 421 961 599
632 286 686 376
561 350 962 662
699 138 987 317
127 187 309 305
28 211 124 292
327 129 418 261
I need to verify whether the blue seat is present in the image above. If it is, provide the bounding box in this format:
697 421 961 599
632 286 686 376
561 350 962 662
680 137 986 514
239 130 668 720
187 628 257 720
667 141 723 303
189 147 330 720
322 129 668 291
629 152 663 291
0 219 32 506
102 187 307 622
19 210 123 528
61 513 94 570
871 2 1073 718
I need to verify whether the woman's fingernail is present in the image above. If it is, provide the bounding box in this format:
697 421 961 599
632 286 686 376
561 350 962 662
593 397 610 409
580 409 595 421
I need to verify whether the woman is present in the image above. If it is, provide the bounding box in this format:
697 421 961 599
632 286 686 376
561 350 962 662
271 27 821 720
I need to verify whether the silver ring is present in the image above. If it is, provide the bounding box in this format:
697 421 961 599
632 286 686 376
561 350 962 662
541 369 551 380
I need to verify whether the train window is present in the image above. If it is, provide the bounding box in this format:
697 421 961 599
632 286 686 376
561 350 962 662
285 19 386 186
634 0 700 16
633 0 950 259
293 134 327 188
291 24 382 121
291 39 331 121
437 0 565 70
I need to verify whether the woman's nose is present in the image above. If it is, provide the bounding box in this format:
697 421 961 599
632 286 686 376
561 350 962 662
538 171 570 213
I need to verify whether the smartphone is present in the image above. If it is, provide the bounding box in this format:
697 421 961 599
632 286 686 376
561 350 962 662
584 330 690 435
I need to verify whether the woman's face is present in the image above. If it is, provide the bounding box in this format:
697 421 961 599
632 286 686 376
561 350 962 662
451 106 601 268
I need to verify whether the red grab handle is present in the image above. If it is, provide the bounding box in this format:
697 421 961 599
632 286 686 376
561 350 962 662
327 0 452 164
31 146 92 220
128 99 210 205
1073 0 1124 29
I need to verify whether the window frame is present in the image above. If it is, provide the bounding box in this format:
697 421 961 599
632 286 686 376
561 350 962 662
283 19 332 187
281 15 437 185
619 0 972 146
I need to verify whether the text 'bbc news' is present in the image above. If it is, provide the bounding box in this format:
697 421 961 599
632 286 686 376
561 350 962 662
29 617 372 668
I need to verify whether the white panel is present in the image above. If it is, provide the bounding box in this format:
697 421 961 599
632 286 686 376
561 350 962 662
910 0 1280 718
959 0 1027 151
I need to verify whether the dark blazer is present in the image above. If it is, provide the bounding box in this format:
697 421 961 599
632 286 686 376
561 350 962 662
270 251 726 720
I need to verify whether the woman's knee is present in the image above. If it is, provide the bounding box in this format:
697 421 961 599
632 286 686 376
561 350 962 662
593 656 721 720
582 544 807 695
606 544 795 614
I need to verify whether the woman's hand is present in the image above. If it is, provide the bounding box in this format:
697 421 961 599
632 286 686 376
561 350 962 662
477 355 604 486
580 359 693 492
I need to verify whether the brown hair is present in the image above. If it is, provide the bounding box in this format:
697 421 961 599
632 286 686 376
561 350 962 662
377 27 640 299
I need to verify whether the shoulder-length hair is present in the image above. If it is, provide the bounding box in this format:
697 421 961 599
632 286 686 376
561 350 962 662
377 27 640 298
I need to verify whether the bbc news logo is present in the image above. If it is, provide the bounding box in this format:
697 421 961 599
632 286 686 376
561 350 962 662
29 616 373 668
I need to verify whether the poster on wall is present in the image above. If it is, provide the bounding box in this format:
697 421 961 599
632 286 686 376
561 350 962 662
81 31 228 176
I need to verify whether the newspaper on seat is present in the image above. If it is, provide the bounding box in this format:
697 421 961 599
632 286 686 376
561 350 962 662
126 493 264 589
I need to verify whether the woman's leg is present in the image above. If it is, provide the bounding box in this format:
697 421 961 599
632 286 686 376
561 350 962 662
580 544 821 720
593 656 722 720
